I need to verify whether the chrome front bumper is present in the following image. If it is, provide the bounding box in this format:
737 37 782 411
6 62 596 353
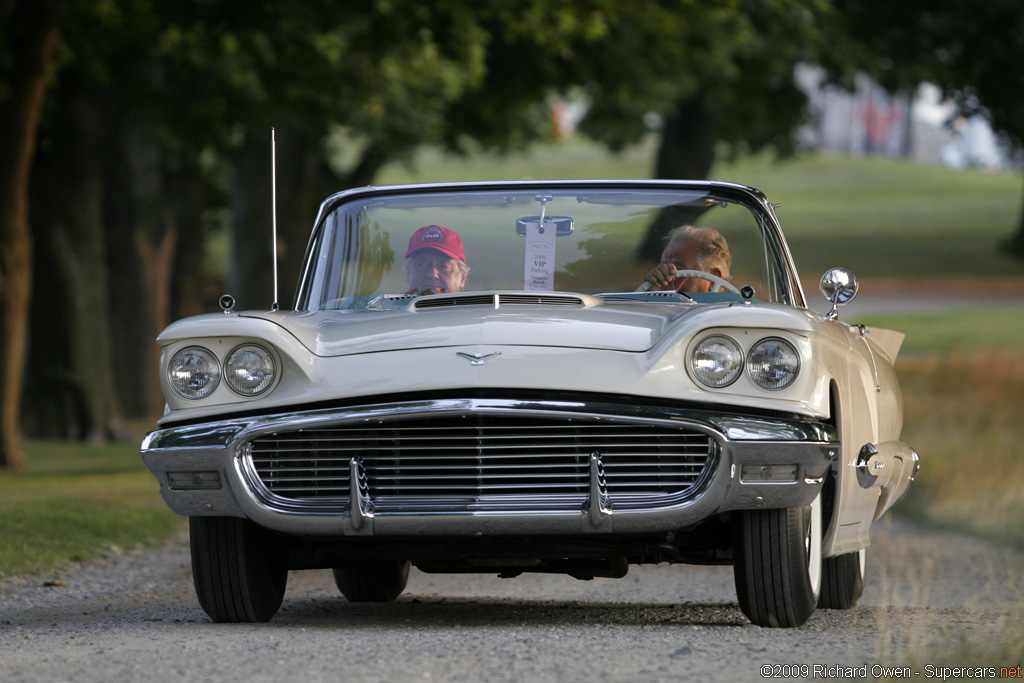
141 398 836 536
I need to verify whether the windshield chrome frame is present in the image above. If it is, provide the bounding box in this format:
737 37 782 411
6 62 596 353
293 180 804 311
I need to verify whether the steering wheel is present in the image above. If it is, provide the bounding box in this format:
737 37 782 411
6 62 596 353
637 269 740 294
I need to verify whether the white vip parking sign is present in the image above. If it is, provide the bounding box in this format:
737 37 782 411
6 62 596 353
523 220 557 290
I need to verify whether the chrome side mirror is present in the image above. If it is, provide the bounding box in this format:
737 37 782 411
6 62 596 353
819 268 859 320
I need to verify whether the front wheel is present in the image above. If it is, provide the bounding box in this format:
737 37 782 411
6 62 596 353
189 517 288 623
819 549 865 609
733 494 822 628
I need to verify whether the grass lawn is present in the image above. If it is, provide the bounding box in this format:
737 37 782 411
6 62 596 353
854 307 1024 354
0 441 182 577
714 154 1024 281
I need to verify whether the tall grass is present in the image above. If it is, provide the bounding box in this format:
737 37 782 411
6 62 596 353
896 352 1024 548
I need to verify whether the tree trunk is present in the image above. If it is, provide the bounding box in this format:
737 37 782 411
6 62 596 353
228 143 276 311
343 144 388 190
105 138 204 426
638 98 719 261
654 99 720 182
167 167 212 320
25 76 124 441
229 130 328 311
0 0 65 470
134 229 178 419
109 121 183 422
277 130 329 308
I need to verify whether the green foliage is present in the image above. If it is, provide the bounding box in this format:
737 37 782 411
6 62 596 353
427 0 831 162
827 0 1024 148
571 0 750 145
48 1 509 173
11 0 1024 455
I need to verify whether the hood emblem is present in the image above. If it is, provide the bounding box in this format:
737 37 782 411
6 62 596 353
457 351 501 366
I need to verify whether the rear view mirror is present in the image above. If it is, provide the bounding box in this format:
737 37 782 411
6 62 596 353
820 267 859 320
516 216 574 236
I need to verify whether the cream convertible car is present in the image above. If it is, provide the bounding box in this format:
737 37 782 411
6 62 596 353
141 180 918 627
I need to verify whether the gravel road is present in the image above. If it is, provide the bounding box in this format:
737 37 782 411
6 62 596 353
2 515 1021 683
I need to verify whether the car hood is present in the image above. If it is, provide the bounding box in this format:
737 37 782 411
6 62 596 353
245 297 705 357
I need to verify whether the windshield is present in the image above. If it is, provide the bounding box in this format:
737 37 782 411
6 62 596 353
295 184 796 311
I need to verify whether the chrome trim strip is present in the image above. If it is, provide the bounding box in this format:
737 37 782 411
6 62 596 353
147 397 836 450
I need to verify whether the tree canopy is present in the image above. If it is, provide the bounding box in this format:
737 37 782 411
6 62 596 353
1 0 1022 468
823 0 1024 255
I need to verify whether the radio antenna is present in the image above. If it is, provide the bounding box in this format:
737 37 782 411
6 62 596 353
271 127 279 311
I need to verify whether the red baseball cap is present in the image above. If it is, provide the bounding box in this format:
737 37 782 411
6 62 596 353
405 225 466 262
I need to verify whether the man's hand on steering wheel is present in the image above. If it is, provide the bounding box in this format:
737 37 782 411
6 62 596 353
641 263 740 294
644 263 680 290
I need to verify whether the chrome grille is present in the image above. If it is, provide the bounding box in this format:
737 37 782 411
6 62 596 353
246 415 715 503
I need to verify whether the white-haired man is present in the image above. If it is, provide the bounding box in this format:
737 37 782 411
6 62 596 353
643 225 732 292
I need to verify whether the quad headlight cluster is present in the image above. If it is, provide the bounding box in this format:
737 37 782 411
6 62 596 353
689 334 800 391
167 343 277 400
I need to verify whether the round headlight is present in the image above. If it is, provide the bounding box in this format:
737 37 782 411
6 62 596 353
690 335 743 388
224 344 277 396
168 346 221 399
747 338 800 390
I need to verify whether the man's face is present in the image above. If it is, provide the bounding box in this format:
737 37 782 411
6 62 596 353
407 248 468 294
660 239 717 293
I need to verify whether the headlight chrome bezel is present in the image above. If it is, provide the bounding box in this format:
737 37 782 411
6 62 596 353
224 343 278 397
689 334 744 388
746 337 801 391
167 345 222 400
689 333 802 392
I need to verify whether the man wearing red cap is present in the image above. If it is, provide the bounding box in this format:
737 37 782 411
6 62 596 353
404 225 470 295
